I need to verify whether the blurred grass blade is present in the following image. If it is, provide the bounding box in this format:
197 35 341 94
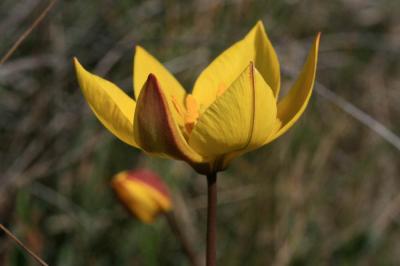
315 82 400 151
282 67 400 152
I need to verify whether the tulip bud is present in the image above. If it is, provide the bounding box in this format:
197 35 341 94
111 169 172 223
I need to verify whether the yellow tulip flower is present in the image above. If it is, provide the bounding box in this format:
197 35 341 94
74 21 320 175
111 169 172 223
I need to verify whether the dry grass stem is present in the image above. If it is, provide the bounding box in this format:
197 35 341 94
0 0 57 65
0 224 48 266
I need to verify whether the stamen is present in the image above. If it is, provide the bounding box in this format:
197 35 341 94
184 95 199 133
216 82 227 97
170 95 186 137
171 94 199 137
171 95 184 117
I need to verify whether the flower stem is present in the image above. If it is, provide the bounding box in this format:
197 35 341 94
206 172 217 266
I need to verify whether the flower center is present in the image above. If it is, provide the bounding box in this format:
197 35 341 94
171 94 199 138
171 84 227 139
184 95 199 133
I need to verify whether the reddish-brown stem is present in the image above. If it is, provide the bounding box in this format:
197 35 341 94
206 172 217 266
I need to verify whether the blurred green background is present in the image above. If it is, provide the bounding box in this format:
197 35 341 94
1 0 400 265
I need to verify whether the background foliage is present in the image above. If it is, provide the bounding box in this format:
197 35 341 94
1 0 400 265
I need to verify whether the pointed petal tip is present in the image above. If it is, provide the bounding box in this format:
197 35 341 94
135 44 144 50
73 57 80 68
73 57 86 76
266 32 320 143
73 58 93 88
133 45 142 56
315 32 321 45
312 32 321 59
253 20 267 34
73 58 86 81
142 73 161 95
147 73 157 83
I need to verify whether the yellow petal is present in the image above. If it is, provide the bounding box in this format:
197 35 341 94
192 20 280 110
250 21 281 98
133 74 204 163
73 58 138 147
189 63 277 165
134 46 186 105
266 33 320 143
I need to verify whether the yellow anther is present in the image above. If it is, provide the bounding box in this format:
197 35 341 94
184 94 199 133
170 94 199 136
216 82 227 97
171 95 184 117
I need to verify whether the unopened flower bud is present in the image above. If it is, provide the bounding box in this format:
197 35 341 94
111 169 172 223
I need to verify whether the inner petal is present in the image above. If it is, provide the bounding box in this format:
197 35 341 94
188 63 277 158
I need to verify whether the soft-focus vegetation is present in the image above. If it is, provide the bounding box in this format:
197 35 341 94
1 0 400 265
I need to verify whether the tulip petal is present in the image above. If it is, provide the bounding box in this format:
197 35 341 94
192 20 280 110
189 63 277 162
266 33 320 143
248 21 281 97
134 46 186 105
133 74 204 163
74 58 138 147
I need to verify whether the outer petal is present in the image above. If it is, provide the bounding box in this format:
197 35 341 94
74 58 138 147
248 21 281 97
192 20 280 110
266 33 320 143
134 46 186 104
189 63 277 163
133 74 204 163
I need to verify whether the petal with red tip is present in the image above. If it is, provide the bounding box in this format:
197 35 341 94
112 169 172 223
133 74 205 164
